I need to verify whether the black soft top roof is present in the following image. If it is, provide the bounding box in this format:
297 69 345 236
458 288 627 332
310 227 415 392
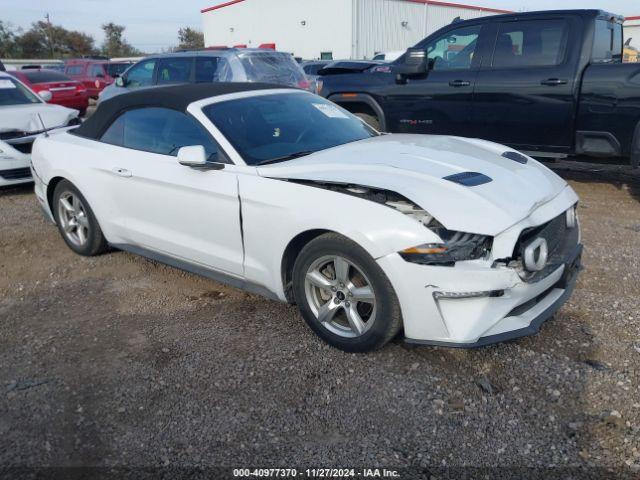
73 82 292 140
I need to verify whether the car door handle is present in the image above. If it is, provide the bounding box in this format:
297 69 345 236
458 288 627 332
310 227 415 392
449 80 471 87
540 78 568 86
112 167 132 178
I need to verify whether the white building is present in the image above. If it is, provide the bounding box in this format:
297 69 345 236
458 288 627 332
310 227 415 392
201 0 510 60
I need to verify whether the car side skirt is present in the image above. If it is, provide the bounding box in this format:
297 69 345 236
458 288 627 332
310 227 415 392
111 243 281 302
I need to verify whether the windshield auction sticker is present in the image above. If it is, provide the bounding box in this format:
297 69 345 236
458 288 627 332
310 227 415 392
312 103 349 119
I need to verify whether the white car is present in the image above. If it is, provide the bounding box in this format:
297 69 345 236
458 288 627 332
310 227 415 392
0 72 79 187
31 83 582 352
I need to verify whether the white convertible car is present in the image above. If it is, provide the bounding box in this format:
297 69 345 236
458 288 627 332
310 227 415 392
31 83 582 352
0 71 79 187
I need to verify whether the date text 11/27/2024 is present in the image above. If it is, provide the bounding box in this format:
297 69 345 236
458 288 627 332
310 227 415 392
232 468 401 478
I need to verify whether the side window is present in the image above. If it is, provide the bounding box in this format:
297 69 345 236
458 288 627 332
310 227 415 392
89 64 105 77
157 57 193 85
125 59 157 87
424 25 481 71
100 108 219 160
492 20 568 68
195 57 219 82
592 19 623 63
65 65 84 76
101 115 125 146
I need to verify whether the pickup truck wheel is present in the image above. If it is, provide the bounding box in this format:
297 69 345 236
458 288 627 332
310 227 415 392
355 112 381 131
292 233 402 352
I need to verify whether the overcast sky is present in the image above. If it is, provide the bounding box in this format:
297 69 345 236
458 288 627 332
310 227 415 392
1 0 637 52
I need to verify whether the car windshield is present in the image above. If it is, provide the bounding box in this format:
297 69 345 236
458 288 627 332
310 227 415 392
0 77 41 106
203 92 376 165
238 52 306 87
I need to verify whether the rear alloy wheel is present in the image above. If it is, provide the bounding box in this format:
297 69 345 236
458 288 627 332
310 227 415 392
293 233 402 352
53 180 108 256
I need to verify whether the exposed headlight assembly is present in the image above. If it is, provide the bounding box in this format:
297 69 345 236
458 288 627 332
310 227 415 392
384 199 492 266
399 230 492 266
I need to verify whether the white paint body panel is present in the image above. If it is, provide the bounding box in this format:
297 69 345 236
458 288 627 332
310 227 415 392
31 89 580 345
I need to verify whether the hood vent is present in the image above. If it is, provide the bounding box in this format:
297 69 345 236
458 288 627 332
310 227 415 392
502 151 528 164
443 171 492 187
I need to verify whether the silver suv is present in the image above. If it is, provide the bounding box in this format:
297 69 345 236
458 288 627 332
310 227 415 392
99 49 309 103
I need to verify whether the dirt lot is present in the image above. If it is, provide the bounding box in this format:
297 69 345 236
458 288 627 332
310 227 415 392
0 167 639 478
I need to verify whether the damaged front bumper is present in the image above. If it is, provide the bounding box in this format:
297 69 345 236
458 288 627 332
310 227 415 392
0 138 32 186
378 205 582 348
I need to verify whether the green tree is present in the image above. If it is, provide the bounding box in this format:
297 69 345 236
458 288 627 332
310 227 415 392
177 27 204 51
7 20 97 59
101 22 139 57
0 21 20 58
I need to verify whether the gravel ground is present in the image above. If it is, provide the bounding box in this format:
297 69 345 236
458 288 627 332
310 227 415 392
0 167 639 479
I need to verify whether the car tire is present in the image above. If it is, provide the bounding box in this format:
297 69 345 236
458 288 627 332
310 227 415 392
292 233 402 352
52 179 109 256
355 112 381 131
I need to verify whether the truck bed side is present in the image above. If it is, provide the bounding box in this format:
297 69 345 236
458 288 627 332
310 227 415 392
576 63 640 160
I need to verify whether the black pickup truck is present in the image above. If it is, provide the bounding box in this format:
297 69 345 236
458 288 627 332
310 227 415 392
317 10 640 166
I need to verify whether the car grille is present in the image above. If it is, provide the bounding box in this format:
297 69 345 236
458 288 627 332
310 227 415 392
0 167 32 180
513 211 579 283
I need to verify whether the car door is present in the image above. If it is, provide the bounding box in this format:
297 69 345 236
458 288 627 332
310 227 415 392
97 107 244 276
471 16 578 151
381 23 486 136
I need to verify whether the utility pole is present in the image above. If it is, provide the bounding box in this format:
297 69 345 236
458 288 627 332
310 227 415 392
45 13 55 58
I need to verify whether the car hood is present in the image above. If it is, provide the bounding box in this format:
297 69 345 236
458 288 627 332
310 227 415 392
0 103 78 135
258 134 568 235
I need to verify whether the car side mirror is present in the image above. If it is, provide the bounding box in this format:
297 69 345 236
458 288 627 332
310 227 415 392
395 48 430 84
177 145 224 170
115 76 125 87
38 90 53 102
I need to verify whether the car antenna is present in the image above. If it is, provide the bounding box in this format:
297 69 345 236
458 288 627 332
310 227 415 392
37 113 49 137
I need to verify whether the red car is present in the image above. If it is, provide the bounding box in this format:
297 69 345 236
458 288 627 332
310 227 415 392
9 69 89 115
64 59 115 98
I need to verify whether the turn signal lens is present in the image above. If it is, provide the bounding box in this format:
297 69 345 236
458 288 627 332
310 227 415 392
401 244 447 255
399 233 491 266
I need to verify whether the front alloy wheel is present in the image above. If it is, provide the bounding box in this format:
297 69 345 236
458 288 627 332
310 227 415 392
304 255 377 338
293 233 402 352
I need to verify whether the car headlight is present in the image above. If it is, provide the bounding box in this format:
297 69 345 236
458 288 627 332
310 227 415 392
399 229 492 266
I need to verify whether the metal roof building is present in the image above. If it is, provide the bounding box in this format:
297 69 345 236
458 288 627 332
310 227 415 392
201 0 510 60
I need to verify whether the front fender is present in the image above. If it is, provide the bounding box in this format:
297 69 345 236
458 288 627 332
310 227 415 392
239 174 438 300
